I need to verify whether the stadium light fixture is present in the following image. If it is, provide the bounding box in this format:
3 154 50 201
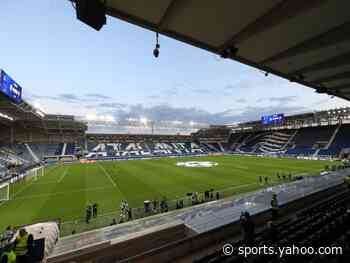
0 112 14 121
86 113 97 121
153 32 160 58
140 117 148 124
35 110 45 118
105 115 115 122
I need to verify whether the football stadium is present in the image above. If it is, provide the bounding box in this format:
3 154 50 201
1 1 350 263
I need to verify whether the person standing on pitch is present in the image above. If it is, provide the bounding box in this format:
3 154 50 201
266 176 270 184
92 203 98 218
86 205 92 224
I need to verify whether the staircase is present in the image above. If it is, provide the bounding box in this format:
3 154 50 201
144 143 152 153
283 129 298 150
218 142 225 152
326 123 341 149
203 143 218 152
61 143 67 156
25 143 40 163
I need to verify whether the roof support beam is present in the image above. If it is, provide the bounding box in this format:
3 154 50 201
106 6 218 55
158 0 179 30
261 21 350 64
220 0 326 52
313 71 350 84
291 51 350 75
329 83 350 91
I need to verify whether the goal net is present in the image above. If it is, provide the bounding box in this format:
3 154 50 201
0 183 10 202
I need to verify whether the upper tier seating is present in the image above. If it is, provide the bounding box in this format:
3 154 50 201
293 126 335 149
329 125 350 153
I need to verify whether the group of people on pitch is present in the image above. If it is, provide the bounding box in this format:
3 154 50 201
85 203 98 224
259 173 293 185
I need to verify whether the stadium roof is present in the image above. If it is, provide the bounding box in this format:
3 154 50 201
0 92 44 123
100 0 350 100
0 93 87 133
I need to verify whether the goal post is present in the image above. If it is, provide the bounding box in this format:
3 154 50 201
0 183 10 202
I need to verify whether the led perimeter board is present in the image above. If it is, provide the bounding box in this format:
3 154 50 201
0 70 22 104
261 113 284 125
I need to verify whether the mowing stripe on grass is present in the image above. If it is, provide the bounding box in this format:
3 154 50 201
10 180 36 200
97 162 117 187
11 186 116 200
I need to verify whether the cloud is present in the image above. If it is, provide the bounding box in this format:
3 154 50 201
232 105 308 122
164 88 178 96
147 95 161 100
30 93 81 103
97 102 309 125
85 93 111 100
225 80 255 91
192 88 213 94
236 98 246 103
98 102 127 109
58 93 80 102
255 96 298 104
268 96 298 103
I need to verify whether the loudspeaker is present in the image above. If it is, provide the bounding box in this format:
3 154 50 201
76 0 106 31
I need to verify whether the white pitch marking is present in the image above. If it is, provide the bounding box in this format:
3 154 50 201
57 168 68 183
97 163 117 187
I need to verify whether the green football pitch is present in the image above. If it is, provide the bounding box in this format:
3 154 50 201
0 155 334 234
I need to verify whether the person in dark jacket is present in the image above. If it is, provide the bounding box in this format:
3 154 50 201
240 211 255 246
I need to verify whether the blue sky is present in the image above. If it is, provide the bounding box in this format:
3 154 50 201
1 0 349 124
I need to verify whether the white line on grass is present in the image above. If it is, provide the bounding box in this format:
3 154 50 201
57 168 68 183
32 181 60 185
4 180 37 204
97 163 117 187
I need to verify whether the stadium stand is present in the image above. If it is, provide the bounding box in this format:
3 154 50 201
85 134 208 159
194 190 350 263
1 90 350 262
